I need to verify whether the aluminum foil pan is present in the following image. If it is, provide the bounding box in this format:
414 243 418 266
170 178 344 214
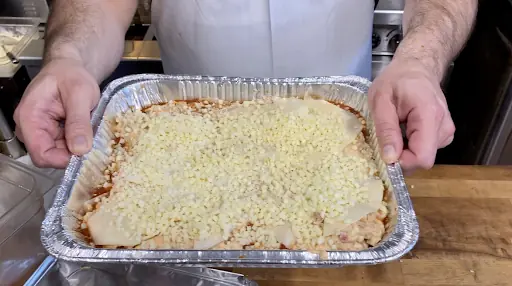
41 74 419 267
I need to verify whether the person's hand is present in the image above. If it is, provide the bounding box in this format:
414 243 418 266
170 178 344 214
368 58 455 173
14 59 100 168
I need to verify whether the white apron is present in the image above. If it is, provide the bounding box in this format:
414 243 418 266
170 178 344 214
152 0 374 79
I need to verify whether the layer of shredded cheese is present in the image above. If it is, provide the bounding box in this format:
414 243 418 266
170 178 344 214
83 97 387 250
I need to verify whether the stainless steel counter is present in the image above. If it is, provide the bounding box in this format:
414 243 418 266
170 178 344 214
0 0 49 22
376 0 404 10
374 0 404 25
19 40 394 81
19 39 161 62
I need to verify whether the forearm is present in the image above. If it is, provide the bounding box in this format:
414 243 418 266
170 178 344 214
396 0 478 81
44 0 137 82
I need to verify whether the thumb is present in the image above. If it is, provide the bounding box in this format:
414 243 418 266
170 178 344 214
62 80 99 155
370 90 403 164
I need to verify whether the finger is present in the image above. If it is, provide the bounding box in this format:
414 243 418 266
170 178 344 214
437 116 455 148
439 135 454 148
18 111 65 142
15 81 71 168
54 123 65 140
399 158 417 177
21 112 70 168
399 105 441 171
370 87 403 164
61 80 99 156
15 126 24 143
399 150 422 174
55 138 68 149
21 123 71 168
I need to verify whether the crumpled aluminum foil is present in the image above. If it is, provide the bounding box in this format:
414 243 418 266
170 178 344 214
41 74 419 267
26 256 257 286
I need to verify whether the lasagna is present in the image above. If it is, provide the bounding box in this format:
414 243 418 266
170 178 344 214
80 96 388 251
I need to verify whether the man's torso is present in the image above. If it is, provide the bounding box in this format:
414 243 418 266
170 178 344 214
152 0 374 78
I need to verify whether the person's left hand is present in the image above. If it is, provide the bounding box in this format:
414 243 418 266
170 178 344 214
368 57 455 173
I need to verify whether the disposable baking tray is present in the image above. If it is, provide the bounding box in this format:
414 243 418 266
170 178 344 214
41 74 419 267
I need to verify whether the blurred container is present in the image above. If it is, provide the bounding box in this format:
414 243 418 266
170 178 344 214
16 154 66 211
0 17 40 66
24 256 258 286
0 154 55 286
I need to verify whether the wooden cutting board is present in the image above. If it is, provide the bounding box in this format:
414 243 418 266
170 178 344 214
229 165 512 285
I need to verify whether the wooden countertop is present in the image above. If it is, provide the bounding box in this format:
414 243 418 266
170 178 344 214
229 165 512 286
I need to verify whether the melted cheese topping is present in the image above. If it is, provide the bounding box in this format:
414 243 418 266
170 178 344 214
83 97 387 250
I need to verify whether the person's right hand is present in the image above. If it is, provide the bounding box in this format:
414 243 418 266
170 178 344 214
368 57 455 174
14 59 100 168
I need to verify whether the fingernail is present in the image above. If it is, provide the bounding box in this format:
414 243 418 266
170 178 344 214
382 145 396 163
72 136 88 153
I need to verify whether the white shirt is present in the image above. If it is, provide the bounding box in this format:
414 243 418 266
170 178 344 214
152 0 374 79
